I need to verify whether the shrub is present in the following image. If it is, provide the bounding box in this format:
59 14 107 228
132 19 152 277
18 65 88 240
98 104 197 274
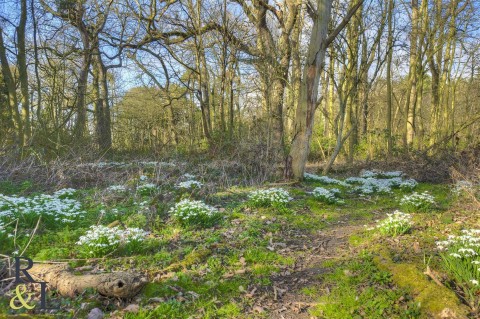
399 191 435 212
375 211 412 236
436 229 480 309
247 188 292 208
169 199 220 227
310 187 343 204
76 225 148 257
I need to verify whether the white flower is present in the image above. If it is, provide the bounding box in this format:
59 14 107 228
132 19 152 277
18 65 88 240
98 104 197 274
375 211 413 236
136 183 158 194
400 192 436 208
169 199 219 224
399 179 418 190
76 225 148 256
452 180 477 196
106 185 127 193
304 173 348 186
175 180 203 190
248 188 293 207
0 191 85 225
310 187 343 204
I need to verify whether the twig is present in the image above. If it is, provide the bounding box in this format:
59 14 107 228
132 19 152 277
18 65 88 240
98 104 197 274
20 216 41 256
424 266 445 287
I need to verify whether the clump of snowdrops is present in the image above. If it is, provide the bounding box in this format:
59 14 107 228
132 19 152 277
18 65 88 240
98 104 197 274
76 225 148 257
310 187 344 204
0 188 85 228
248 188 293 208
169 199 220 227
399 191 435 212
374 211 413 236
436 229 480 310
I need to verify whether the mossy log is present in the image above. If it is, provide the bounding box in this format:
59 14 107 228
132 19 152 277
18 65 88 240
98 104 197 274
28 264 147 298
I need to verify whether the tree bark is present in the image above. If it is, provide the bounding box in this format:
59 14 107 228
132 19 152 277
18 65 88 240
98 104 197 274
386 0 394 154
289 0 333 179
17 0 31 144
0 29 23 146
29 263 147 298
405 0 419 147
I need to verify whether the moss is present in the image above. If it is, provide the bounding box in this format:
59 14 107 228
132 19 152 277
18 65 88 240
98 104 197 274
163 248 212 272
373 249 469 319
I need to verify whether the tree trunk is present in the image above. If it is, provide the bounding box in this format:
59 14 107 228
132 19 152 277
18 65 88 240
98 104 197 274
405 0 419 148
75 21 92 140
289 0 333 179
386 0 394 154
29 263 147 299
92 47 112 153
17 0 30 144
0 29 23 146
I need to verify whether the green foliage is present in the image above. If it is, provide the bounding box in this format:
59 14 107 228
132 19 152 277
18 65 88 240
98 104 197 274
247 188 292 209
169 199 221 227
76 225 148 258
310 254 420 319
375 211 413 237
310 187 344 204
436 229 480 310
0 180 33 195
399 191 436 212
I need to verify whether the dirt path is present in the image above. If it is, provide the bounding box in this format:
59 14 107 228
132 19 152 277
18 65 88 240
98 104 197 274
254 220 363 318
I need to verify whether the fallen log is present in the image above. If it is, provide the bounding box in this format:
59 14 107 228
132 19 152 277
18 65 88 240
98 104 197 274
28 263 147 299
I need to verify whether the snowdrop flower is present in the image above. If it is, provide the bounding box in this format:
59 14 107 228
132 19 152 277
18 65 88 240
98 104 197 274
399 192 435 211
76 225 148 257
304 173 348 187
375 211 413 236
452 180 476 196
136 183 158 195
248 188 293 207
176 180 203 190
0 191 85 225
106 185 128 193
310 187 344 204
399 179 418 190
169 199 219 226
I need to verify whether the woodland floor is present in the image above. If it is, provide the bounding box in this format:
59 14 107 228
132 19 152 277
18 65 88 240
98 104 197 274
0 164 478 319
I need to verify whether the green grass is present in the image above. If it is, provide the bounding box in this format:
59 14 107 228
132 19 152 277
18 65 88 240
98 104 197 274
1 176 475 318
309 253 421 319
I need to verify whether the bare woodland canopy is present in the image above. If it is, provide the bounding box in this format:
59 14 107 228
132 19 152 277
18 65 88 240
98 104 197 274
0 0 479 178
